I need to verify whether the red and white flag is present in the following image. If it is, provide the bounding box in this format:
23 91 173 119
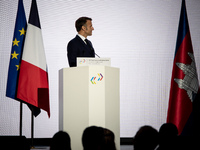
17 0 50 117
167 0 198 135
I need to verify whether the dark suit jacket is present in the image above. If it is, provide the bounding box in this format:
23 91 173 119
67 35 95 67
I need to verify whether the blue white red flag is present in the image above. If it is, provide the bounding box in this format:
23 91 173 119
17 0 50 117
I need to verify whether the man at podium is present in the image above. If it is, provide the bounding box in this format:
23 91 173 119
67 17 95 67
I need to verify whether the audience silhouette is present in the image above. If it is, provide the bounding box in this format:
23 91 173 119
48 124 193 150
157 123 178 150
50 131 71 150
103 128 117 150
82 126 117 150
82 126 105 150
133 125 159 150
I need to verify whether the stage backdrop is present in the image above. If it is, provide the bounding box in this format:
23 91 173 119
1 0 200 138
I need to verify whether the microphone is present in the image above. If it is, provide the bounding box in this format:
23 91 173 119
95 53 100 58
85 39 100 58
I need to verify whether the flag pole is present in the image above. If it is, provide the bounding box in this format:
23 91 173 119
31 107 34 148
19 102 23 136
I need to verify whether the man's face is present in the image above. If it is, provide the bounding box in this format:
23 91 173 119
84 20 94 36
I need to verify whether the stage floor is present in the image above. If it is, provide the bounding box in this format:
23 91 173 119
31 145 133 150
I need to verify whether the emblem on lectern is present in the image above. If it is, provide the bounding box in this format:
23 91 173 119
78 59 86 64
90 73 103 84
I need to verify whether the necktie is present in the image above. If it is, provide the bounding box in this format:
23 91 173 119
85 39 95 56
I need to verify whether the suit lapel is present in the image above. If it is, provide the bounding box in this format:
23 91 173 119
75 35 89 49
75 35 94 57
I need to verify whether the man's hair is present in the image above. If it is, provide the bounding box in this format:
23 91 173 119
75 17 92 32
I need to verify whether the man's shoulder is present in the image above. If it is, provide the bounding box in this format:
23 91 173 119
67 36 84 51
68 36 81 45
70 35 81 42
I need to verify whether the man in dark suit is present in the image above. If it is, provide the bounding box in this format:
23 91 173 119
67 17 95 67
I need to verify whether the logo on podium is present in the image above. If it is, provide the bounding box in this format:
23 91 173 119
90 73 103 84
78 59 86 64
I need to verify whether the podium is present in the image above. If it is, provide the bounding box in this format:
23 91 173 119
59 66 120 150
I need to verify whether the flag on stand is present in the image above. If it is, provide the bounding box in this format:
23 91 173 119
6 0 41 117
167 0 199 135
17 0 50 117
6 0 27 100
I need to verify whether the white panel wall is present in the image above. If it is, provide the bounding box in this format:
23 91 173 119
1 0 200 138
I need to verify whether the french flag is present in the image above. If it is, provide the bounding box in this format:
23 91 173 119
167 0 199 135
17 0 50 117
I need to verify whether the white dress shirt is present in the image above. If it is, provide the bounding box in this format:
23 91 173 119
77 34 87 44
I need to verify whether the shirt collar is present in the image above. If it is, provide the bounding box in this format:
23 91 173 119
77 34 86 42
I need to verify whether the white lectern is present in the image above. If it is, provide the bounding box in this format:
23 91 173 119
59 66 120 150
